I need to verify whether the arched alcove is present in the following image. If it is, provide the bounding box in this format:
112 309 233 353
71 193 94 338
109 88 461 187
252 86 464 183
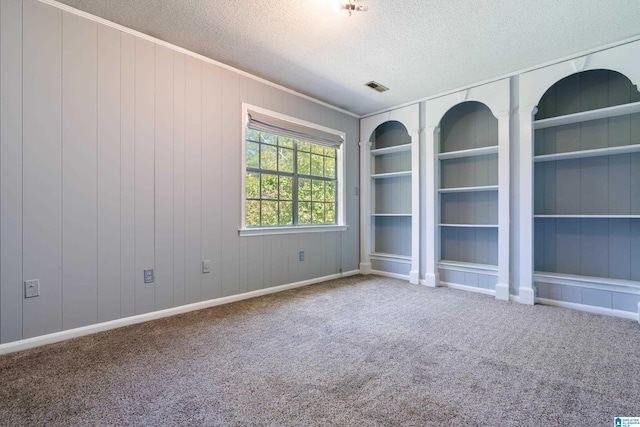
532 68 640 311
437 102 499 275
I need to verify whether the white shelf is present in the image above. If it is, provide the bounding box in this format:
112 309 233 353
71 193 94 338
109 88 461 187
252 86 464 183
534 271 640 294
439 223 498 228
438 145 498 160
371 213 412 217
438 185 498 193
371 143 411 156
534 143 640 163
371 171 411 179
534 101 640 130
369 252 412 264
438 260 498 272
535 215 640 219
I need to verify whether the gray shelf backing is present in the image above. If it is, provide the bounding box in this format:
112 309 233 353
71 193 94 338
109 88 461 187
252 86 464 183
440 154 498 188
441 191 498 225
534 114 640 156
440 227 498 265
373 216 411 257
535 280 640 312
371 259 411 276
439 268 497 291
535 69 640 121
374 150 411 174
440 101 498 152
534 153 640 215
534 217 640 281
374 175 411 215
371 120 411 149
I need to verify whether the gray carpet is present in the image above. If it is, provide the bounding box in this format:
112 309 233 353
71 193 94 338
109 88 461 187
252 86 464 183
1 275 639 426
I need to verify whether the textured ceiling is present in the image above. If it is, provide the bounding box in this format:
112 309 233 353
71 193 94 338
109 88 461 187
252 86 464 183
53 0 640 116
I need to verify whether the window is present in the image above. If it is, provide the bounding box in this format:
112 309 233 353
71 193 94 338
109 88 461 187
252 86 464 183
241 105 346 234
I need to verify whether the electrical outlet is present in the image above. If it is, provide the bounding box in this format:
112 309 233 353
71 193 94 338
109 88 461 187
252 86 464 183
24 279 40 298
144 269 154 283
202 260 211 274
299 251 305 261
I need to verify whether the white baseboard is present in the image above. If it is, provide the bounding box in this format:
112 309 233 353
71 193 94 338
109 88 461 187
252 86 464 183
536 297 638 321
0 270 360 355
359 262 372 275
409 270 419 285
370 270 410 281
439 281 496 297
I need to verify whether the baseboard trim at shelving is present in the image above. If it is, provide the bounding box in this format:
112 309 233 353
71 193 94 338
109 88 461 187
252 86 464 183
439 281 496 297
370 252 412 264
371 270 410 281
536 297 638 321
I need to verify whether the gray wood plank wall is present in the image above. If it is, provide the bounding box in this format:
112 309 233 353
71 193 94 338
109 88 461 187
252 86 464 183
0 0 360 344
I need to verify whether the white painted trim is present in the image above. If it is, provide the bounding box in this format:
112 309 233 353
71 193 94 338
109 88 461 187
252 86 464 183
534 272 640 295
0 270 360 355
437 261 498 275
439 281 496 297
39 0 359 119
536 297 638 321
362 35 640 119
239 225 348 237
359 262 372 275
370 270 410 281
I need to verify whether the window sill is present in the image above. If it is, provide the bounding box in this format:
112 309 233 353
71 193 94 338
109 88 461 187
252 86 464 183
238 224 348 237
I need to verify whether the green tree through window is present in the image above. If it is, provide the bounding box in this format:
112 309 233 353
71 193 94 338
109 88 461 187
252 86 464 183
245 129 337 227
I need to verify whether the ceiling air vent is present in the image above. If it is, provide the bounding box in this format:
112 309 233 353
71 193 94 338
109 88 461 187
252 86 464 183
364 81 389 93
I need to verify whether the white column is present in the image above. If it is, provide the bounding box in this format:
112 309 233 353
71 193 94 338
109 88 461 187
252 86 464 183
517 106 537 305
495 111 510 301
409 128 420 284
424 126 439 287
359 140 372 274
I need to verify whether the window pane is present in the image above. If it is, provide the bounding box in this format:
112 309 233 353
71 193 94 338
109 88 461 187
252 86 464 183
261 174 278 200
279 176 293 200
261 144 278 171
312 180 325 201
324 156 336 178
246 129 260 142
298 178 311 201
297 152 310 175
246 172 260 199
325 203 336 224
279 202 293 225
260 132 277 145
299 202 311 224
279 136 294 148
324 147 336 157
298 140 311 152
312 202 325 224
262 201 278 226
325 181 335 202
310 154 323 176
246 201 261 227
278 148 293 173
311 143 324 155
246 142 259 168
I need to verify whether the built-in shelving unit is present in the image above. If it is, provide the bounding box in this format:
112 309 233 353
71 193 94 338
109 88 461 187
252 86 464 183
359 105 420 283
532 69 640 313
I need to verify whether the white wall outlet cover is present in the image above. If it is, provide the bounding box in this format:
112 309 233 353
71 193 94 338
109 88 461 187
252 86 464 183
144 269 154 283
24 279 40 298
202 260 211 274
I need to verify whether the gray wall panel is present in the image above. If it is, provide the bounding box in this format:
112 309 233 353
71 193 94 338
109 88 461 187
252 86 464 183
120 32 135 318
22 0 63 339
608 219 631 280
154 44 175 310
97 24 122 323
579 157 607 215
580 219 608 278
172 51 186 307
134 38 156 314
61 11 98 330
608 154 631 214
0 0 23 343
184 56 203 304
555 219 580 275
554 159 580 215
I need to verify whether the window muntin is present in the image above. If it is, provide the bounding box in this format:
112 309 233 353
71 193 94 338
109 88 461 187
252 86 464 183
245 129 338 228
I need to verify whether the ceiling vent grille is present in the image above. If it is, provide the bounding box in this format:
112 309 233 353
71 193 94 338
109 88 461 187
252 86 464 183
365 81 389 93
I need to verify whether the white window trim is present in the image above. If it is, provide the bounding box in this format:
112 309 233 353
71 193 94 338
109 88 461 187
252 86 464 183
239 103 347 235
